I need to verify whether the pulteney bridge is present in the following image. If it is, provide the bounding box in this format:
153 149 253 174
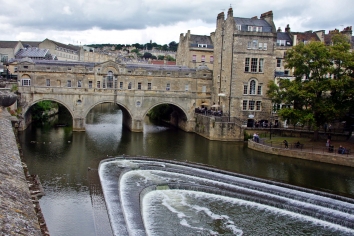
16 59 213 132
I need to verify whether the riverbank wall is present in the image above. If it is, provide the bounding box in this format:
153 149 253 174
194 114 244 141
248 139 354 168
0 111 42 235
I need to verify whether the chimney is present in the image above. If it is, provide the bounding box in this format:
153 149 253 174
217 12 225 27
227 7 233 18
277 27 282 32
285 24 290 32
260 11 276 33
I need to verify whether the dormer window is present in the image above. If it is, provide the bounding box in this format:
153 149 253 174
197 44 207 48
236 24 241 30
248 26 262 32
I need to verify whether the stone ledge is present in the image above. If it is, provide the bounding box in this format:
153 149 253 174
248 139 354 168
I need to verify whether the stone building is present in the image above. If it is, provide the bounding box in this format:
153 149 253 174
176 30 214 70
212 8 277 127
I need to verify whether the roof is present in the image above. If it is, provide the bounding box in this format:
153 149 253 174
234 17 273 32
0 41 21 48
292 31 321 42
189 35 213 45
44 39 80 51
21 41 41 48
15 48 49 58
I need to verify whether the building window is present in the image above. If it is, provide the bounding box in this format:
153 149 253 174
202 85 206 93
128 82 132 90
245 58 250 72
258 43 263 50
277 59 281 67
249 100 255 110
148 82 152 90
236 24 241 30
243 85 248 94
21 79 31 86
242 100 247 110
192 55 196 62
198 44 207 48
263 43 268 50
1 55 8 63
257 85 262 95
277 40 286 46
46 79 50 86
284 70 289 76
119 82 123 89
97 81 101 88
251 58 258 72
210 56 214 63
14 67 18 72
89 81 93 88
252 40 258 49
166 83 170 91
185 84 189 91
78 80 82 88
247 41 252 49
256 101 261 110
106 71 113 88
67 80 71 87
249 80 256 94
201 55 205 62
138 82 142 90
259 58 264 73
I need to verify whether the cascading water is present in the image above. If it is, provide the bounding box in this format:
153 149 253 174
99 157 354 236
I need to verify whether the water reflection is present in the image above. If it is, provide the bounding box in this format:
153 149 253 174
19 103 354 236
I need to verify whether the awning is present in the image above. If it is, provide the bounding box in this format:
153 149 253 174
201 102 209 106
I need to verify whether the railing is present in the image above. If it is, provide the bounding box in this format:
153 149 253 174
194 113 244 127
254 139 353 157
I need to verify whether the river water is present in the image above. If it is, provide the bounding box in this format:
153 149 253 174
19 103 354 236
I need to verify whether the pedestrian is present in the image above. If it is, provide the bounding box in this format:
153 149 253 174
283 140 288 149
326 139 330 147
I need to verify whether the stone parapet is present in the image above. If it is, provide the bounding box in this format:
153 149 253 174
0 111 41 235
248 139 354 167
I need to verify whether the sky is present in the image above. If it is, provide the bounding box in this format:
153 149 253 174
0 0 353 46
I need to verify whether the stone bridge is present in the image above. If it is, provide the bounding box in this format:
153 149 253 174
16 59 213 132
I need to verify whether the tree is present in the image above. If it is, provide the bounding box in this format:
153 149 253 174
168 41 178 51
157 55 165 60
267 34 354 139
143 52 153 59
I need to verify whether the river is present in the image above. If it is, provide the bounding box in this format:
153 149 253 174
19 103 354 236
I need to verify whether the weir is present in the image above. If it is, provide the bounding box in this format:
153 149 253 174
99 157 354 235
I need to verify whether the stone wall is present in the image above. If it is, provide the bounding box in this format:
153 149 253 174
0 111 41 235
194 114 244 141
248 139 354 167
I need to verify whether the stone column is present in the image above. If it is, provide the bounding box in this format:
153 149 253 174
73 117 86 131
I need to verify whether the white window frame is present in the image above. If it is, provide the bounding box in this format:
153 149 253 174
46 79 50 87
185 84 189 91
21 79 31 86
202 85 206 93
78 80 82 88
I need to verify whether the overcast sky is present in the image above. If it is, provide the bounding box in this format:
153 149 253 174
0 0 352 46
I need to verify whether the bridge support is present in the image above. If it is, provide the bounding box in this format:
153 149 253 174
73 117 85 131
129 119 143 132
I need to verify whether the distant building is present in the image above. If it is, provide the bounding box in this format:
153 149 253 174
176 31 214 70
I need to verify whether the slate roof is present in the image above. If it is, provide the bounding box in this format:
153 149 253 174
15 48 50 59
190 34 213 45
45 39 80 51
0 41 21 48
234 17 273 32
21 41 41 48
277 32 293 46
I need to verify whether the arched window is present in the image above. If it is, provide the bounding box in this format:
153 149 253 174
21 75 31 86
106 71 113 88
249 80 256 94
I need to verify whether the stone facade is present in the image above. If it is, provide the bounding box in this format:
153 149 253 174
15 59 213 132
212 8 276 126
176 30 214 70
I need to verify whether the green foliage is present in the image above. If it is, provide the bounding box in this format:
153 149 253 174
158 55 165 60
148 104 173 120
31 101 58 122
131 49 140 54
268 34 354 134
165 55 176 61
143 52 153 59
10 84 18 92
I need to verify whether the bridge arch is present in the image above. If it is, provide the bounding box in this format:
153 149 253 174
22 98 74 130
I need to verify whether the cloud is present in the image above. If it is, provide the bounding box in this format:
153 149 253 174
0 0 352 45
